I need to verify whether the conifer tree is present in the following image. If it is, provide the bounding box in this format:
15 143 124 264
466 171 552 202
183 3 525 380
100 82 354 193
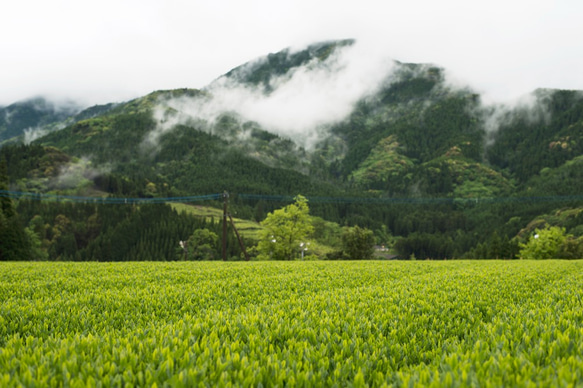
0 158 31 260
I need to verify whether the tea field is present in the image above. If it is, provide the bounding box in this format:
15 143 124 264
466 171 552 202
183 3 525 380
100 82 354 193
1 260 582 387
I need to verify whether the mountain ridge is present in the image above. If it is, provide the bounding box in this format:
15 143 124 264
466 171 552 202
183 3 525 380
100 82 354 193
1 39 582 260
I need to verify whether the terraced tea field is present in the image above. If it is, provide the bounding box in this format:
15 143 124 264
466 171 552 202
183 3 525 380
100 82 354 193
1 261 582 386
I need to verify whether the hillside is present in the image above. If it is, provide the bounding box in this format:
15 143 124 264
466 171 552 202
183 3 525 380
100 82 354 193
0 96 117 145
1 39 582 261
0 97 79 144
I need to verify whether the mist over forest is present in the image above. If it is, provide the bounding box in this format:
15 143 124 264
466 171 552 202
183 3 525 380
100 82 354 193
1 39 582 261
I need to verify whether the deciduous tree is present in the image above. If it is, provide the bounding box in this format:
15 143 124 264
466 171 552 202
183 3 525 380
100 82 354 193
258 195 313 260
341 226 375 260
519 225 568 260
185 228 219 260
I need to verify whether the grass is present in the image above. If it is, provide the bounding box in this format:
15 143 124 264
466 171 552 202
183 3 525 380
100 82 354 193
170 202 264 241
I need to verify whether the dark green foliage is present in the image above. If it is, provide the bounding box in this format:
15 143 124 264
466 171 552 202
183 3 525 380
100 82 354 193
334 75 484 185
0 159 14 218
558 236 583 259
523 155 583 196
72 103 117 121
0 216 31 261
224 40 354 90
341 226 375 260
33 113 341 199
2 43 583 261
92 174 148 197
464 231 519 260
0 97 80 142
0 144 70 183
380 75 438 105
487 90 583 182
181 229 220 261
14 200 242 261
0 158 32 260
39 112 156 165
394 232 455 260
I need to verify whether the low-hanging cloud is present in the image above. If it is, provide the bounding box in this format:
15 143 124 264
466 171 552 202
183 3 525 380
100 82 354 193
23 126 51 144
23 123 69 144
149 41 397 150
441 65 564 148
51 157 111 190
147 38 570 161
476 88 557 147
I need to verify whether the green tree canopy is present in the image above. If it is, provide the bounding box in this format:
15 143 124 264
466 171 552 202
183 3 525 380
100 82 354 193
258 195 314 260
180 228 219 261
341 226 376 260
1 158 32 261
519 225 568 260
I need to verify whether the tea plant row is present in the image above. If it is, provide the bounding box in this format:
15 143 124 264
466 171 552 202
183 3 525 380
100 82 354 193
1 260 581 386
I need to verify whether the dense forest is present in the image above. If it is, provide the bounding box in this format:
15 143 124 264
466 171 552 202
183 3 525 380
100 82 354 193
1 40 582 261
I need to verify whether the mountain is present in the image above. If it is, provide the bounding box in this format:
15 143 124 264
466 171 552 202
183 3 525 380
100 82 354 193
0 96 117 145
221 39 355 89
0 97 78 144
1 40 582 261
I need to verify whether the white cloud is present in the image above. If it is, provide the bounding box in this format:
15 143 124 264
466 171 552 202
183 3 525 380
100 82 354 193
24 126 51 144
52 158 111 190
1 0 582 106
479 89 555 145
152 41 397 149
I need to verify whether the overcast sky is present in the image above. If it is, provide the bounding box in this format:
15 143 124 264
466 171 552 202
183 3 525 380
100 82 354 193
1 0 582 107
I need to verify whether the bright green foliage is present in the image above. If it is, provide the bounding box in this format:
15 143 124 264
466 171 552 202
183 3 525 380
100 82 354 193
441 154 515 198
519 225 569 259
0 261 582 386
171 203 264 241
258 195 314 260
2 46 583 263
184 228 219 260
349 135 414 192
341 225 376 260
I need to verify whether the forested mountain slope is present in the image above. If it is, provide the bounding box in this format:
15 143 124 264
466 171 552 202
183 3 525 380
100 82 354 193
0 96 117 145
1 40 582 261
0 97 79 144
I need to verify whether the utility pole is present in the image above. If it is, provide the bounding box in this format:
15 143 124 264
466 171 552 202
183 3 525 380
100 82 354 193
221 191 250 261
228 213 250 261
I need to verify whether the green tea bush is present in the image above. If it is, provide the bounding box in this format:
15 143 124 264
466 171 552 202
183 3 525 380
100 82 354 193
0 261 582 386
